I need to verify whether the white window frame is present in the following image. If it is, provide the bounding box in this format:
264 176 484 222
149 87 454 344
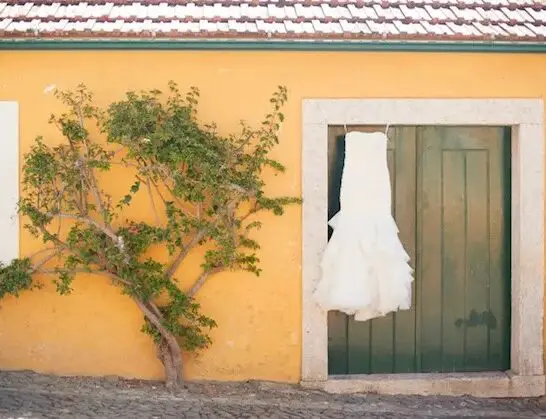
301 99 545 397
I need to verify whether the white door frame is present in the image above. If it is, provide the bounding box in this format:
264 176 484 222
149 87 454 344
301 98 545 397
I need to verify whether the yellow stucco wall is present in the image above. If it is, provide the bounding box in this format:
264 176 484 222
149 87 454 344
0 50 545 383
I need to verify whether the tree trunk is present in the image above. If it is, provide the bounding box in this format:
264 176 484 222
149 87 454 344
132 298 184 389
159 336 184 389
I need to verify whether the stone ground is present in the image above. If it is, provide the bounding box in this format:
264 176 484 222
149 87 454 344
0 371 545 418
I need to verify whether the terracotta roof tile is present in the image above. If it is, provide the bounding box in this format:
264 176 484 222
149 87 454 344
0 0 544 42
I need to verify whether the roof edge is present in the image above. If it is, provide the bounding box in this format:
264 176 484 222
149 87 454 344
1 39 546 53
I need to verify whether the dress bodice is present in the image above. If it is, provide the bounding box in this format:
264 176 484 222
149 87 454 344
339 131 392 215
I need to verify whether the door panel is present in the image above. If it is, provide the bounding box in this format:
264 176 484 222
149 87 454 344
327 125 510 375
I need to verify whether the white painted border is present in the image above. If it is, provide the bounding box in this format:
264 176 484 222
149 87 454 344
301 99 545 397
0 102 19 264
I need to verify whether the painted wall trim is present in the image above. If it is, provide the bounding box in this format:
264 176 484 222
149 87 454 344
301 98 545 397
0 102 19 264
1 40 546 53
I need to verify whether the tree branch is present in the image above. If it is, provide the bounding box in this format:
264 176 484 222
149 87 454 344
28 247 58 260
147 300 164 319
30 248 65 273
188 267 224 298
165 230 206 278
52 180 68 234
46 212 123 252
165 195 254 280
76 153 109 228
146 178 161 226
240 202 261 223
36 223 67 248
144 175 194 220
37 268 132 286
86 170 109 227
75 104 108 225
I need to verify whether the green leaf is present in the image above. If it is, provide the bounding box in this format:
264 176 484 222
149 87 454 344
130 181 141 194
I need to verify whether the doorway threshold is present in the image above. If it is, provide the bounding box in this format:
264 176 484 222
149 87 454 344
301 372 545 398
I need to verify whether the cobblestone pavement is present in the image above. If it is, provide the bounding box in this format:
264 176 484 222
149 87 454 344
0 371 545 418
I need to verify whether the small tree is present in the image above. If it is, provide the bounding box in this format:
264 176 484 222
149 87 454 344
0 82 298 388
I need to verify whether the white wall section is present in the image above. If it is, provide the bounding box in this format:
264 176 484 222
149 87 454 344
0 102 19 264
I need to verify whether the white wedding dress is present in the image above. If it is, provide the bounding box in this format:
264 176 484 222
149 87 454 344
313 131 414 322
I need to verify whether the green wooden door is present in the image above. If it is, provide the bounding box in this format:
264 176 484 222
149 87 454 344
327 125 511 374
